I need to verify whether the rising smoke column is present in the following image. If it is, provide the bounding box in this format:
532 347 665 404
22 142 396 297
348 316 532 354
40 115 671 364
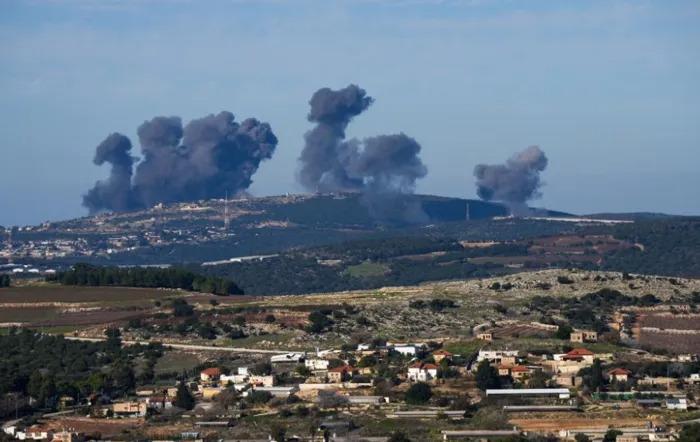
83 133 135 212
83 111 278 213
298 85 428 221
473 145 548 214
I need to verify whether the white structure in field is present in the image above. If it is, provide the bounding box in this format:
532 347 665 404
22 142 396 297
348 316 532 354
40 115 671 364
486 388 571 399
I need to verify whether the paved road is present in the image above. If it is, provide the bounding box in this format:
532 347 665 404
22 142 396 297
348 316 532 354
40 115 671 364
64 336 289 354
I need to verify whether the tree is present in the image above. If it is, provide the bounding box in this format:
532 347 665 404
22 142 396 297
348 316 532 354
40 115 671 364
475 360 500 391
602 429 622 442
574 434 592 442
405 382 432 405
174 383 195 410
586 358 605 391
388 431 412 442
317 390 349 410
555 323 573 340
172 299 194 317
0 275 10 288
104 327 122 350
677 423 700 442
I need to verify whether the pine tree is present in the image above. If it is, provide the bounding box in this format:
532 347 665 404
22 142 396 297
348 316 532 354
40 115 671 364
174 382 195 410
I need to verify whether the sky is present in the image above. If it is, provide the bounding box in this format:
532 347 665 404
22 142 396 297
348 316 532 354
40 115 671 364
0 0 698 226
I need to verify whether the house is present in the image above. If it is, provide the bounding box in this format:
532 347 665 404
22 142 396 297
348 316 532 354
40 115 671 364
555 375 583 387
143 395 172 410
328 365 355 383
111 401 147 417
407 362 439 382
561 348 595 363
219 374 238 385
58 395 75 408
136 386 161 397
392 345 417 356
477 350 519 364
433 350 453 363
201 386 224 400
685 373 700 385
666 398 688 410
510 365 541 382
607 368 632 383
497 365 512 377
570 331 598 343
251 386 298 398
637 376 675 389
51 430 85 442
200 367 222 382
477 333 493 341
249 375 275 387
305 358 330 370
500 356 518 366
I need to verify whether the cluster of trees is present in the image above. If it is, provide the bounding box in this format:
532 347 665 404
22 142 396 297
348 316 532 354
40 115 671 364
0 328 161 415
409 298 458 312
0 274 10 287
49 263 242 295
531 288 661 333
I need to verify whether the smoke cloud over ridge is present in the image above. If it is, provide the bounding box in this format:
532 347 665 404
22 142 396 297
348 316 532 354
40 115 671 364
298 85 428 221
473 145 548 213
84 111 277 213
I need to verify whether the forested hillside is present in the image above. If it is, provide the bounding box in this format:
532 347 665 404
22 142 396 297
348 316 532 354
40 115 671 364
49 263 243 295
601 218 700 277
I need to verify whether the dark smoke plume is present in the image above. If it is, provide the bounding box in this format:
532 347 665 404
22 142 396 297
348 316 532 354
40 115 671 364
84 111 277 213
298 85 428 221
83 133 135 212
473 145 548 213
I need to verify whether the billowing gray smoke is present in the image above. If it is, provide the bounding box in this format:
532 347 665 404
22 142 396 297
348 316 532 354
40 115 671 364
84 111 277 212
473 146 548 213
298 85 428 221
83 133 135 212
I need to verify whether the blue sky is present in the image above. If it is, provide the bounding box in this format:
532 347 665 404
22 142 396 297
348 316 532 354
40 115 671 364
0 0 698 225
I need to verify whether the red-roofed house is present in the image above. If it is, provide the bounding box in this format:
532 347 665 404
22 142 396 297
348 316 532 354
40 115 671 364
407 362 439 382
562 348 595 363
607 367 632 383
200 367 222 382
432 350 453 363
328 365 355 383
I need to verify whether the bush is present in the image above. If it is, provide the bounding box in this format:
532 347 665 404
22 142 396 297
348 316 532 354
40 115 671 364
405 382 432 404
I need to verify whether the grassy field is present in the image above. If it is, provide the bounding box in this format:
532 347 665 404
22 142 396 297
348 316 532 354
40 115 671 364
153 351 203 375
343 261 390 278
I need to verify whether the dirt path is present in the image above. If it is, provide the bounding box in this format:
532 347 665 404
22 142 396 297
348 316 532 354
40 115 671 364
64 335 290 354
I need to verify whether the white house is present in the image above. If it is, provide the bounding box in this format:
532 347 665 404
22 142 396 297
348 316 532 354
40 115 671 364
407 362 439 382
219 374 238 385
476 350 519 363
666 398 688 410
305 358 330 370
393 346 417 356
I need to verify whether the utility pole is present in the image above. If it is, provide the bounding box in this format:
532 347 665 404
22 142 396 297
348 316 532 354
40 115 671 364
465 202 470 221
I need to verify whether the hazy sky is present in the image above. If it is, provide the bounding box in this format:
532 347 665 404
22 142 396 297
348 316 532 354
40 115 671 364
1 0 698 226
